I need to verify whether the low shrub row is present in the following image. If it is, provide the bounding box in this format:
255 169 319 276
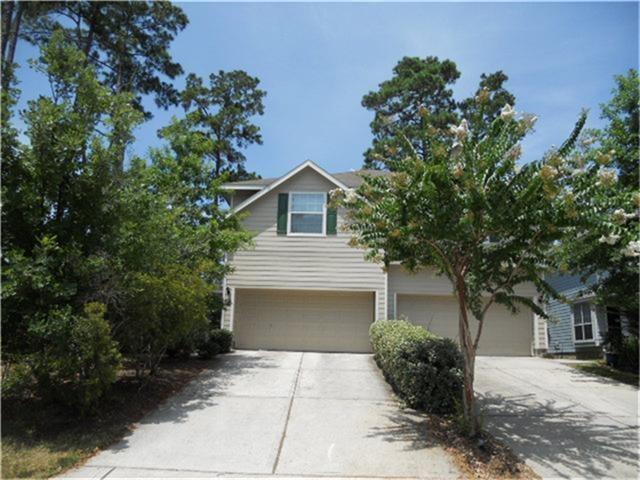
197 329 234 359
370 319 463 413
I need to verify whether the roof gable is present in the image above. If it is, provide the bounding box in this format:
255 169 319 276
231 160 349 213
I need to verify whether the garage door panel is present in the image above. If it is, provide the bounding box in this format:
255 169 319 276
396 295 532 356
234 289 374 353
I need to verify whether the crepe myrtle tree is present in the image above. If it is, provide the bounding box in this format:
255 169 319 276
331 102 587 436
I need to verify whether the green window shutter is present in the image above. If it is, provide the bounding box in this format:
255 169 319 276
326 192 337 235
277 193 288 234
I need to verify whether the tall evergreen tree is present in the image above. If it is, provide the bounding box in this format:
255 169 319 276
172 70 267 181
6 1 188 117
361 56 516 170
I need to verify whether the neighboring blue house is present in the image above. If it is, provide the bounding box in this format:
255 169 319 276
545 274 610 357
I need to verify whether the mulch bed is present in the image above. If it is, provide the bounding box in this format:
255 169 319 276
426 415 540 480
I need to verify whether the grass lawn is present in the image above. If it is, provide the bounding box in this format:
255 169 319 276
2 359 208 479
569 361 639 387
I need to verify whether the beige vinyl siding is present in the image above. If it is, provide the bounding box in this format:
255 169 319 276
233 289 374 352
387 265 538 318
223 167 386 328
229 190 258 208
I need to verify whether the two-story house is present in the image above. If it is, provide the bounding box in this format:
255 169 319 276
221 160 546 355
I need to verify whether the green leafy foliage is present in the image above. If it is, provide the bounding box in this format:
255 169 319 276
117 269 212 375
30 302 122 413
336 101 586 434
1 28 253 407
370 320 463 413
18 1 188 117
209 329 234 354
196 329 233 359
556 70 639 321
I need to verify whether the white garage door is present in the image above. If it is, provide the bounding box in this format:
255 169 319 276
396 295 533 355
234 289 374 352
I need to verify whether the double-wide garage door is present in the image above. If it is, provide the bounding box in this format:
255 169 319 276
397 295 533 355
234 289 374 352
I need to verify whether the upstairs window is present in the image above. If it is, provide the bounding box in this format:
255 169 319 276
572 302 594 342
289 192 325 235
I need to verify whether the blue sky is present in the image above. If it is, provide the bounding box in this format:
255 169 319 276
13 2 639 178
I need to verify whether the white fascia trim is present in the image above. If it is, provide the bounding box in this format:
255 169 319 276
220 184 265 191
231 160 350 214
384 269 389 321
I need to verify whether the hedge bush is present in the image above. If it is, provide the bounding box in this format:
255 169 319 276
197 329 233 359
210 329 233 353
370 319 463 413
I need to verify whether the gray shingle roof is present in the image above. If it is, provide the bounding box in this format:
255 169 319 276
222 168 388 189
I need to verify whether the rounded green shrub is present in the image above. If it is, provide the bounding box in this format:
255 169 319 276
196 329 233 359
370 319 463 413
210 329 233 354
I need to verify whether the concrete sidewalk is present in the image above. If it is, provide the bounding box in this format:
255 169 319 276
63 350 461 479
476 356 639 479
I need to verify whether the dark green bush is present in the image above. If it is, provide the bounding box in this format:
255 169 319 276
210 329 233 353
370 319 463 413
619 335 639 372
196 329 233 359
197 337 221 360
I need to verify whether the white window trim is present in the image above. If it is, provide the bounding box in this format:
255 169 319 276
571 300 597 344
287 191 327 237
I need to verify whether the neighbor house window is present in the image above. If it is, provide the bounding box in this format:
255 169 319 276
572 302 594 342
289 193 325 234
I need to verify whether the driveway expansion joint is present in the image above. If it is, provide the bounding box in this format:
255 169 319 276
271 352 304 474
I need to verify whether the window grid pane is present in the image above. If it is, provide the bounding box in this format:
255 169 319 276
573 302 592 326
290 213 323 233
584 324 593 340
291 193 324 213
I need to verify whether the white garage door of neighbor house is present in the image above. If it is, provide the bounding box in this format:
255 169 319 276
396 295 533 356
233 289 375 353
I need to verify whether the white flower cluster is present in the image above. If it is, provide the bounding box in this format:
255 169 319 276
539 164 559 181
621 240 640 258
500 104 515 120
344 188 359 204
450 119 469 141
521 113 538 130
599 234 620 245
612 208 636 224
596 167 618 187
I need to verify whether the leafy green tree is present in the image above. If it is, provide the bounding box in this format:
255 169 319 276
175 70 267 182
558 69 639 325
110 120 252 373
333 102 586 435
1 32 136 407
13 1 188 117
361 56 515 169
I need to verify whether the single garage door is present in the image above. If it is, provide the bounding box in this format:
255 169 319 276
396 295 533 355
234 289 374 352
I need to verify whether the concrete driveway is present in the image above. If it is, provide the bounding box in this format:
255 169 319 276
65 350 461 479
476 356 639 479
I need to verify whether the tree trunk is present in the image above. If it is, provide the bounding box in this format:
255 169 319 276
456 280 480 436
6 0 23 68
1 1 14 65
